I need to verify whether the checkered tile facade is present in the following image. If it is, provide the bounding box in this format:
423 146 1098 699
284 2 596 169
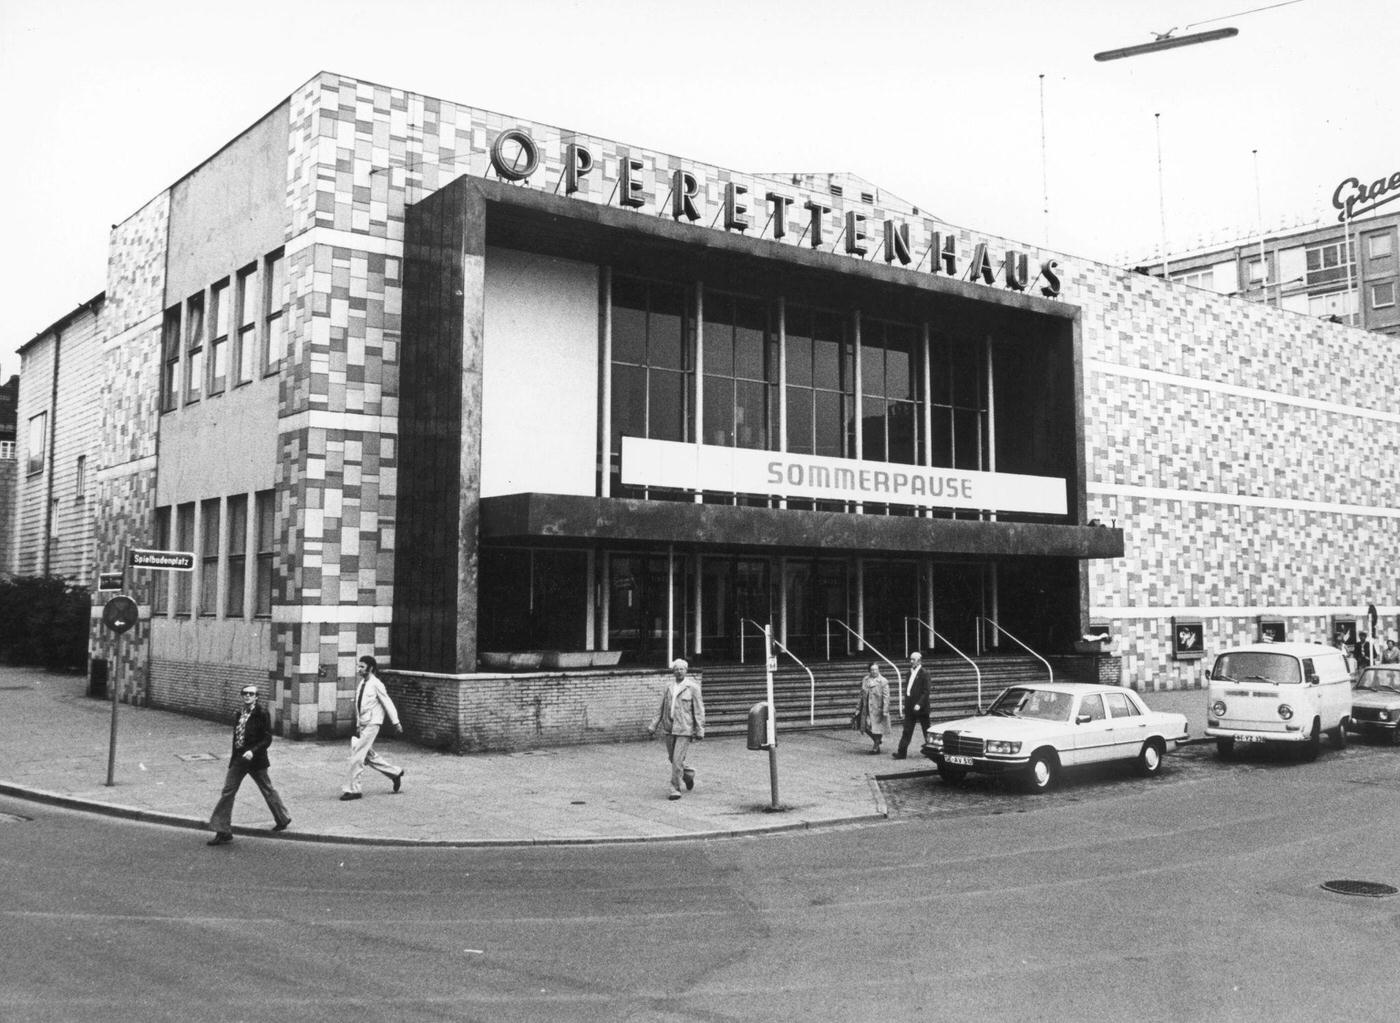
85 70 1398 732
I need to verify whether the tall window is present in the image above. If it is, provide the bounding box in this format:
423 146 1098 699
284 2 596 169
199 498 220 617
1305 241 1354 287
255 489 275 616
929 337 986 472
209 279 229 395
702 291 774 450
610 275 692 497
236 264 257 384
184 294 204 404
226 494 247 617
25 412 46 476
785 305 852 460
860 318 921 466
75 455 86 500
161 307 181 412
263 252 285 375
153 506 171 613
175 502 195 614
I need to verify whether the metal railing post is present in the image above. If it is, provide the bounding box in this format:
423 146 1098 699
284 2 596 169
910 616 983 712
977 616 1053 685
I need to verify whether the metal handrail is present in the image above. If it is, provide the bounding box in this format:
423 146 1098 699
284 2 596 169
741 619 818 725
825 617 904 713
977 616 1053 685
908 616 983 711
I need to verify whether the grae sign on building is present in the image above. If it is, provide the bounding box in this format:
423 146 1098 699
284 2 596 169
622 437 1067 515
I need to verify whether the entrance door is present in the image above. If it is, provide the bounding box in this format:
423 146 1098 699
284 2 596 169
784 559 848 658
700 556 770 661
931 562 985 658
861 560 920 657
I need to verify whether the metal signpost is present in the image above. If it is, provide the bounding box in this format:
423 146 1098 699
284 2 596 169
763 626 779 810
100 596 139 787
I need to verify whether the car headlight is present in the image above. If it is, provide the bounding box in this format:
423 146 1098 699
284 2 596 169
1211 700 1227 717
985 740 1022 755
926 734 943 749
1277 703 1293 720
1380 710 1391 722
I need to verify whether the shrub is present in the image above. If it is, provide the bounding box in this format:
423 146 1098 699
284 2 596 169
0 575 91 670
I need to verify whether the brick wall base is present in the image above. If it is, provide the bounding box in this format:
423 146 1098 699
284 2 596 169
382 667 673 754
148 659 277 729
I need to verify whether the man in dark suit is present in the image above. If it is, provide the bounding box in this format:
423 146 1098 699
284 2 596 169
892 651 931 759
206 684 291 845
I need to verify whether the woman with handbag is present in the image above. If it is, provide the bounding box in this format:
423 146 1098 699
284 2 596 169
853 663 891 754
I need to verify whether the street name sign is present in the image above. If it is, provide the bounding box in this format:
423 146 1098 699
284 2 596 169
128 548 195 571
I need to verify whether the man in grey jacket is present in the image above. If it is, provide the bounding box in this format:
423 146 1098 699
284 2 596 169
340 655 405 800
649 658 706 800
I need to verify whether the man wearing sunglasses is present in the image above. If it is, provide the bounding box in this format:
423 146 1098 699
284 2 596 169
206 684 292 845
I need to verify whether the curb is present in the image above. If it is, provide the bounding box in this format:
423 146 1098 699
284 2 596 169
0 780 888 848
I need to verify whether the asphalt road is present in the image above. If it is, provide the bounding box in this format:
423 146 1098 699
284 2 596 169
4 737 1400 1023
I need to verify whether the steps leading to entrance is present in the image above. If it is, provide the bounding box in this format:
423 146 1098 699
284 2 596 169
696 654 1107 734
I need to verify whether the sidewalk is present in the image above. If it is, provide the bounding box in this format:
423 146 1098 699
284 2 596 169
0 665 1211 847
0 665 893 846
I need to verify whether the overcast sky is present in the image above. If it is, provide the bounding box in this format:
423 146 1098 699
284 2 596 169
2 0 1393 380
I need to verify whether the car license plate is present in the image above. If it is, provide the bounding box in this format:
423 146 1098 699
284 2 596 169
944 755 974 766
1237 735 1264 743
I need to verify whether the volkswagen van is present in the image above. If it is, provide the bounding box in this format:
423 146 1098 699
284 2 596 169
1204 642 1351 761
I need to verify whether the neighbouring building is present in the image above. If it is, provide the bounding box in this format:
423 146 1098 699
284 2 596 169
12 71 1399 750
1138 197 1400 337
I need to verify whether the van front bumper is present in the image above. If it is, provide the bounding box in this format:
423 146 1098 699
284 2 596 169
1205 726 1304 744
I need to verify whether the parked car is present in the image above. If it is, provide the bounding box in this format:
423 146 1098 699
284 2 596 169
920 682 1189 793
1347 665 1400 745
1204 642 1351 761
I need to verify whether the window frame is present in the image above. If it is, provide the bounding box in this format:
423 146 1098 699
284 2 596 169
184 292 205 405
235 263 258 386
1371 280 1397 309
262 251 285 378
254 489 275 617
199 497 221 617
208 278 230 396
25 411 47 476
225 494 248 618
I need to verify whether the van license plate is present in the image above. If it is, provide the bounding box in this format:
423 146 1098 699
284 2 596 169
945 755 974 766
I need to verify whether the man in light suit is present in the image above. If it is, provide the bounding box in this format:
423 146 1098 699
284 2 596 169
340 655 405 800
649 658 706 800
892 651 931 760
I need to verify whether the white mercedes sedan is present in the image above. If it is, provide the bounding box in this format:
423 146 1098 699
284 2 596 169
921 682 1190 793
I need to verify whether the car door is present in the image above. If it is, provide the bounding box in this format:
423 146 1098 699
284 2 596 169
1103 691 1149 762
1071 693 1116 765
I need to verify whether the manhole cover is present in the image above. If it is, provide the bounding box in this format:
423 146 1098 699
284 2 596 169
0 812 33 823
175 752 219 762
1320 879 1398 898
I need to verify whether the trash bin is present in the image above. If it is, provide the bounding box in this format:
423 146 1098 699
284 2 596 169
88 658 109 699
746 702 770 751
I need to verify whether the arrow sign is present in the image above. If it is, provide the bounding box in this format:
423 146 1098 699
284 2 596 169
101 596 139 635
128 548 195 571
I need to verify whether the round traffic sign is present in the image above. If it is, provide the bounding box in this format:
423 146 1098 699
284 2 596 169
102 596 139 635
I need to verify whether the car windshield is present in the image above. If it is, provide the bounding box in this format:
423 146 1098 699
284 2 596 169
1210 652 1302 685
987 687 1073 722
1355 667 1400 693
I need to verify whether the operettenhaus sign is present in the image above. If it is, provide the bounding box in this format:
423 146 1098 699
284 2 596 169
488 128 1065 299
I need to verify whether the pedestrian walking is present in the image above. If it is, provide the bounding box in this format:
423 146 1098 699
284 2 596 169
341 655 405 800
648 658 705 800
206 684 291 845
892 650 931 760
852 662 891 754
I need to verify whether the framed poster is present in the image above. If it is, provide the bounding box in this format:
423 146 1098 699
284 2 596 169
1258 617 1286 643
1172 617 1205 660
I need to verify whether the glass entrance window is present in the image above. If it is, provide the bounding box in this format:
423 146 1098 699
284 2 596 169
701 556 771 659
478 547 590 652
861 560 920 655
607 552 691 659
930 562 985 658
784 558 849 657
702 291 777 506
611 275 692 498
928 337 988 519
